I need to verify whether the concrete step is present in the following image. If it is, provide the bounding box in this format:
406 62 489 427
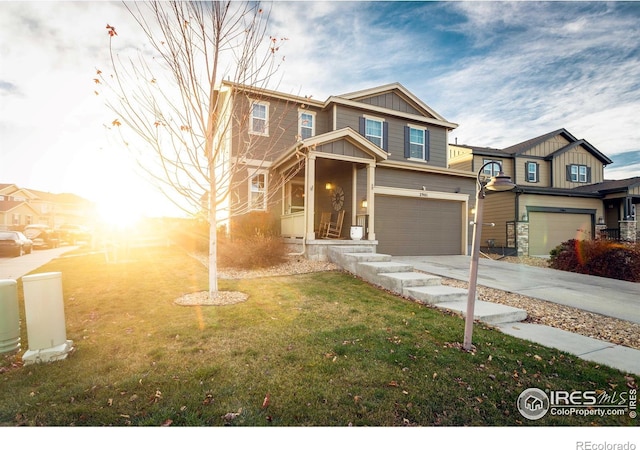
328 245 375 259
406 285 469 304
357 261 415 281
333 252 392 273
434 300 528 325
377 271 442 296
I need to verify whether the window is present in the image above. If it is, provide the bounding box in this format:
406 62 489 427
365 118 383 147
404 125 430 160
526 161 539 183
299 110 315 140
249 172 267 211
359 116 388 150
482 159 502 177
250 101 269 136
567 164 590 183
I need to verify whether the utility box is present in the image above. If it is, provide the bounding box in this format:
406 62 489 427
22 272 73 365
0 279 20 354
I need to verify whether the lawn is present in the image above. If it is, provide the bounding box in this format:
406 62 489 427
0 246 636 427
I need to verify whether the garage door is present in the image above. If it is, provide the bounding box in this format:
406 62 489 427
529 212 592 256
375 195 462 256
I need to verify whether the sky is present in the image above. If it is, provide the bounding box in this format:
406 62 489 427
1 0 639 220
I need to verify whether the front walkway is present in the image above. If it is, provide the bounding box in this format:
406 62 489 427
392 255 640 324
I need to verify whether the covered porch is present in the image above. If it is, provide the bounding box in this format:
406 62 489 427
274 129 388 259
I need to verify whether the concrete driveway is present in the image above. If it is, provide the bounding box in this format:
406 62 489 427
0 246 78 280
392 255 640 324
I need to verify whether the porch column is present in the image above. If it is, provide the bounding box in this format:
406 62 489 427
367 162 376 240
351 164 358 226
305 154 317 240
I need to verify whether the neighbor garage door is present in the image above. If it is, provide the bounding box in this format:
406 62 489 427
529 212 592 256
375 195 462 256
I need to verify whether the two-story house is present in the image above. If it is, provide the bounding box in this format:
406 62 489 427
449 129 638 256
216 81 478 259
0 183 95 230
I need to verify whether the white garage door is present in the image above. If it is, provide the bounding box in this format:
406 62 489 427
375 195 463 256
529 212 592 256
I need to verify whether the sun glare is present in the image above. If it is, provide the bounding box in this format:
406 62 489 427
98 200 143 230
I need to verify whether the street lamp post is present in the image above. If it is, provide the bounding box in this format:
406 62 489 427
463 162 515 351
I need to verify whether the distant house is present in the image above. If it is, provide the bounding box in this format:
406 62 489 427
449 129 638 256
0 183 95 230
215 81 478 259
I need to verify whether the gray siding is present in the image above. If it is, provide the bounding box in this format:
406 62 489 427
356 92 423 116
334 105 449 168
376 167 475 196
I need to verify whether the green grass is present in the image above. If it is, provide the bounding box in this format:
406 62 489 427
0 246 636 426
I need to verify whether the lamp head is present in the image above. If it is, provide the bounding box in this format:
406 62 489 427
485 171 516 192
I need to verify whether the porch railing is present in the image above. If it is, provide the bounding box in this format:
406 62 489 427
600 228 620 241
280 211 305 238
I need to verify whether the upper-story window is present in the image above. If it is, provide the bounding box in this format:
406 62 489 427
567 164 590 183
404 125 430 161
526 161 539 183
250 101 269 136
299 110 315 140
359 116 388 150
482 159 502 177
249 171 267 211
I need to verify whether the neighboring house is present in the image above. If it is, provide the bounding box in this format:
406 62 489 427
449 129 638 256
0 183 95 230
216 81 478 259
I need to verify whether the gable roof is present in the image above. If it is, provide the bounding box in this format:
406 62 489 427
327 83 458 130
0 200 40 215
273 127 389 170
501 128 613 165
337 82 448 122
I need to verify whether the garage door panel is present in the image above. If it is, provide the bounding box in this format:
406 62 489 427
376 196 462 256
529 212 591 256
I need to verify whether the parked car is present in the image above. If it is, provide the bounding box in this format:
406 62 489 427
23 224 60 249
57 224 91 245
0 231 33 257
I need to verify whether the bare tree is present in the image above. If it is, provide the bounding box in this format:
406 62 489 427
97 1 302 299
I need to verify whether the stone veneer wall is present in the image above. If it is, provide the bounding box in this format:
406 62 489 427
619 221 638 243
516 221 529 256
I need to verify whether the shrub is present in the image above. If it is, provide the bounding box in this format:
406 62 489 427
549 239 640 282
230 211 279 240
218 234 287 269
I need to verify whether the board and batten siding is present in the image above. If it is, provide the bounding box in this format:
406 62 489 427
334 105 448 167
356 92 424 116
552 147 605 189
521 134 571 158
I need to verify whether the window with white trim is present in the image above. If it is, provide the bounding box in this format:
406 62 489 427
299 110 315 140
250 101 269 136
404 125 429 160
482 159 502 177
249 172 267 211
569 164 588 183
526 161 539 183
364 117 383 147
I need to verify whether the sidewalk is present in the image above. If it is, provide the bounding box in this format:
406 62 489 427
0 246 78 280
393 255 640 375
